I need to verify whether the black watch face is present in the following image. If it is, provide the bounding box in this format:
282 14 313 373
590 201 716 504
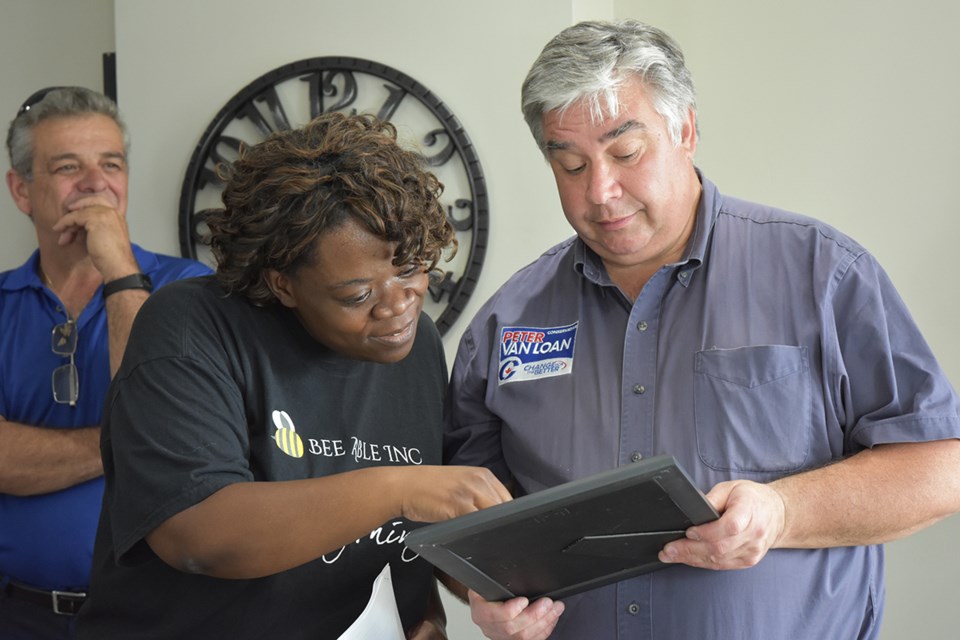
179 56 488 336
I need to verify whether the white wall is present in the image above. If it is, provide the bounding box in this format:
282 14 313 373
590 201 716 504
617 1 960 639
3 1 957 638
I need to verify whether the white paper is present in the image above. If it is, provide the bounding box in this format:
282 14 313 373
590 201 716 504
337 563 405 640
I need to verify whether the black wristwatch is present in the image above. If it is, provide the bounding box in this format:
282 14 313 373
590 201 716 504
102 272 153 298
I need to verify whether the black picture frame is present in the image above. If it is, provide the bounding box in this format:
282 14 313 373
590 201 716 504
405 455 718 601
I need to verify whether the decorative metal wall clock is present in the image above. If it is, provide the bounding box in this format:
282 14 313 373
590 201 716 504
179 56 488 336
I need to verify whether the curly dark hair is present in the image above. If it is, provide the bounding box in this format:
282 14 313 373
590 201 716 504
206 112 457 305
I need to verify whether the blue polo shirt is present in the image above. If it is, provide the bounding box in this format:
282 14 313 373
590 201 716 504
0 245 211 591
445 173 960 639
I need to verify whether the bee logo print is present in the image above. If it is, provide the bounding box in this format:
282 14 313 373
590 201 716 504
272 410 304 458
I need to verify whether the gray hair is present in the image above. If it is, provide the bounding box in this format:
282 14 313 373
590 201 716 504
521 19 697 151
6 87 129 180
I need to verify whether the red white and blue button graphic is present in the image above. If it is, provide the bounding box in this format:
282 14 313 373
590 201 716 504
497 322 577 385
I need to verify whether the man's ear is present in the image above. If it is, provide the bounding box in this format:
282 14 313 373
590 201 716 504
680 106 698 156
265 269 297 309
6 169 33 216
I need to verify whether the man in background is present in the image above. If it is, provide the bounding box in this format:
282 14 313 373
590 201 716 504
0 87 211 639
445 20 960 640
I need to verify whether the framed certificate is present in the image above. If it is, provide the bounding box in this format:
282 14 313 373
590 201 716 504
404 455 718 601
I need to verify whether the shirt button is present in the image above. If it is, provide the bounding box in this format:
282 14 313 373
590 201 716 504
633 384 646 395
631 452 643 462
628 602 640 615
637 320 648 332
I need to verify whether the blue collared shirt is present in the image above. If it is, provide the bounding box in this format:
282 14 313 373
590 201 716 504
445 174 960 639
0 245 211 590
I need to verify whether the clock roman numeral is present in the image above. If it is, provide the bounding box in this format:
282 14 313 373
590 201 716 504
301 70 409 124
375 84 406 121
236 87 292 136
301 70 359 116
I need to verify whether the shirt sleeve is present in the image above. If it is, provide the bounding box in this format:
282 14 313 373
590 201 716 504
828 252 960 450
100 287 252 563
443 320 513 483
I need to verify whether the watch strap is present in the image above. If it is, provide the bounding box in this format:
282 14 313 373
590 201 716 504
102 272 153 298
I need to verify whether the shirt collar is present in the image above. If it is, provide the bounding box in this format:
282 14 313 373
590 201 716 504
680 169 720 270
1 250 44 292
130 243 159 274
572 239 614 287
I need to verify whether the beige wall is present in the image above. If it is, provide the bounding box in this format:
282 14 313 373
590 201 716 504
2 1 957 638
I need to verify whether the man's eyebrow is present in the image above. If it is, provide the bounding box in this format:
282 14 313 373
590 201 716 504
47 151 127 164
603 119 646 140
48 152 80 164
544 119 647 152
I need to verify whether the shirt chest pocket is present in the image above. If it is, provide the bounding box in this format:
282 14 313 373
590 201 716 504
694 345 811 474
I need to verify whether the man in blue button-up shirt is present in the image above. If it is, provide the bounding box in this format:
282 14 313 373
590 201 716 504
444 19 960 640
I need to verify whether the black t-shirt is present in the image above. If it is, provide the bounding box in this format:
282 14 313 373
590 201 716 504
78 276 447 639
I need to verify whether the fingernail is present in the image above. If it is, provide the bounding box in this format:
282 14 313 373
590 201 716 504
687 529 701 541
